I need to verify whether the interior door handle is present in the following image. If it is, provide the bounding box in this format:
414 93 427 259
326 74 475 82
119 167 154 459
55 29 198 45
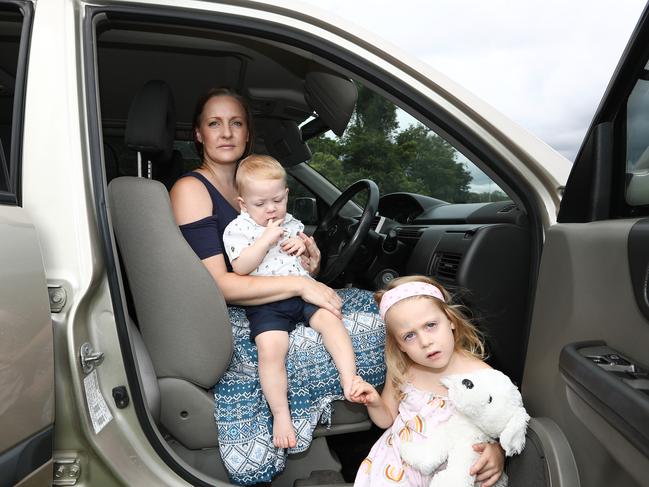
560 341 649 457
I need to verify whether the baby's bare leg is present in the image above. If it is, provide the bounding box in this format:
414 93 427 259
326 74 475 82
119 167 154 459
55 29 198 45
309 309 359 400
255 330 296 449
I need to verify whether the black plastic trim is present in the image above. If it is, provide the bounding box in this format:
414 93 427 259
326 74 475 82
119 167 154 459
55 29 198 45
84 4 546 483
0 0 33 206
0 426 52 487
0 190 17 205
558 122 613 223
560 341 649 457
628 218 649 322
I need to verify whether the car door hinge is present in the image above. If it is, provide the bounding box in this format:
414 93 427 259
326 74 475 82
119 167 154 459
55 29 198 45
53 458 81 485
79 342 105 374
48 285 67 313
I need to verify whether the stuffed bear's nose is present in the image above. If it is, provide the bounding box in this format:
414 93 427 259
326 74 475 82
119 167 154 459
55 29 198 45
462 379 474 389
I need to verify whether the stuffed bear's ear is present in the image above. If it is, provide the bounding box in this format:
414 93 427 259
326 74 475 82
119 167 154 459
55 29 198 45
500 407 530 456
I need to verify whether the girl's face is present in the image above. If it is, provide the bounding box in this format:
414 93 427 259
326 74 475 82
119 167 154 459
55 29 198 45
195 95 249 166
386 297 456 371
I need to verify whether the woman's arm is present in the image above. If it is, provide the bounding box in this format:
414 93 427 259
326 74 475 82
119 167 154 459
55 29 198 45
170 178 342 316
202 252 341 317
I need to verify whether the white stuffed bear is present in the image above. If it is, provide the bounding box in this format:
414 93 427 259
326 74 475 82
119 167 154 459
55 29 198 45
400 369 529 487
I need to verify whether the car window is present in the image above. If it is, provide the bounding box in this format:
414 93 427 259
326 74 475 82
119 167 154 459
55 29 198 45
625 63 649 208
0 6 25 199
306 83 509 204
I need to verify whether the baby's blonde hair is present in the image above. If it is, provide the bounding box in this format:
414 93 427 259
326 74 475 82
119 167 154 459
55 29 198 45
235 154 286 195
375 275 485 395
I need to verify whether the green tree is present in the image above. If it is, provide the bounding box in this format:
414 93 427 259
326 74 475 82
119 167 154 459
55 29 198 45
305 85 504 204
396 125 472 202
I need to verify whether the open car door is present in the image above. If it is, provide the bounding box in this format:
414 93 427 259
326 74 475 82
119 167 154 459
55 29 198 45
0 2 54 486
523 4 649 486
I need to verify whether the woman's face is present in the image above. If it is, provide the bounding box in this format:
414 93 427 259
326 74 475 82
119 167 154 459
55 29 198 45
195 95 249 166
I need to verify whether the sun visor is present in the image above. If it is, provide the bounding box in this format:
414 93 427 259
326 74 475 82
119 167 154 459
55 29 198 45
304 71 357 137
260 119 312 167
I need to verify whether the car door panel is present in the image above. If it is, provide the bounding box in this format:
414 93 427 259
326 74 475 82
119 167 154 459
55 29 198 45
523 220 649 487
0 206 54 486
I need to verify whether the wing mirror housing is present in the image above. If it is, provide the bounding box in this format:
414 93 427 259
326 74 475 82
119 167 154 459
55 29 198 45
293 197 318 225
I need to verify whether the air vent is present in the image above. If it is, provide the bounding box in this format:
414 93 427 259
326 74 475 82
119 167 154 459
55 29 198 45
431 252 462 282
370 215 384 232
396 227 424 240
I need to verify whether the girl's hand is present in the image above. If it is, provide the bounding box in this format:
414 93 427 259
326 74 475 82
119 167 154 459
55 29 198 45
281 236 306 256
297 232 321 276
348 377 381 406
300 277 342 318
469 442 505 487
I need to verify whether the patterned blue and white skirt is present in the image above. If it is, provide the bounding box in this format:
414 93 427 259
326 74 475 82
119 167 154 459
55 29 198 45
214 288 386 485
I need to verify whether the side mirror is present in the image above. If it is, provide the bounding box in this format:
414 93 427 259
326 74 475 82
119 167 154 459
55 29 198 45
293 197 318 225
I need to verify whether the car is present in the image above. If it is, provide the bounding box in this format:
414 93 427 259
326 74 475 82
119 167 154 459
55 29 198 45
2 0 649 486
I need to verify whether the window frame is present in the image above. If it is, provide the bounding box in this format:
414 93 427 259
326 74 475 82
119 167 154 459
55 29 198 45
0 0 32 205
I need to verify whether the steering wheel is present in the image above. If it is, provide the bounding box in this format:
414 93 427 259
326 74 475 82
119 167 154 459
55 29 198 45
313 179 379 284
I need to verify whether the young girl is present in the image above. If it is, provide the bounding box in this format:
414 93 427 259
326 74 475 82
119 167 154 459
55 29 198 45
350 275 505 487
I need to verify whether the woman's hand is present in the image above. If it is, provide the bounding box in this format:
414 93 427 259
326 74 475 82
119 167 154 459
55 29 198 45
297 232 320 276
470 442 505 487
300 277 342 318
281 236 306 256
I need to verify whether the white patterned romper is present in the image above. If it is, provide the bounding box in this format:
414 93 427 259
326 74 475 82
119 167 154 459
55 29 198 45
354 384 454 486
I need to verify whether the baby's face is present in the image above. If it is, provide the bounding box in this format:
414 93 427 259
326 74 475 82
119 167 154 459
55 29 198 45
239 177 288 226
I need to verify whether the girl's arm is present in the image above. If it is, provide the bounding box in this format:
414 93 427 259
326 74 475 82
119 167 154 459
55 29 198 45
170 178 342 317
470 442 505 487
348 375 400 429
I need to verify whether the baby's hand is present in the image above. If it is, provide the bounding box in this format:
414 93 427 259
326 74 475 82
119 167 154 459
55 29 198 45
260 218 285 247
348 377 380 406
281 236 306 256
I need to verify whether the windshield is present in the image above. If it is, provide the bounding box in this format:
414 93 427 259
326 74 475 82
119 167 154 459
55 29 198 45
305 84 508 204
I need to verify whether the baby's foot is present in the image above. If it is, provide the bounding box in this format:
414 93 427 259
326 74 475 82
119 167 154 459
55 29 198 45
272 411 297 449
342 374 362 402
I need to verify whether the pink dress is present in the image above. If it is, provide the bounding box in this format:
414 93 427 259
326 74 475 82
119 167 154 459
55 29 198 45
354 384 454 486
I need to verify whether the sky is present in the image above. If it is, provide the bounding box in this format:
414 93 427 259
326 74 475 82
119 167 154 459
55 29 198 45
300 0 646 162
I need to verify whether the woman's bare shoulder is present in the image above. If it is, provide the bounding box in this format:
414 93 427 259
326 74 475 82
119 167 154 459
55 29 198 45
170 175 212 225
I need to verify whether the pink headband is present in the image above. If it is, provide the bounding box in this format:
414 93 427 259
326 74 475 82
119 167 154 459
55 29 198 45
378 282 445 320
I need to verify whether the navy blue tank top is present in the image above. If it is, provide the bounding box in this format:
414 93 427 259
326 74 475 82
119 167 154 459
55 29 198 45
178 171 239 271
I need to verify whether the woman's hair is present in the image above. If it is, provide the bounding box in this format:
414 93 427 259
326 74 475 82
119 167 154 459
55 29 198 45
235 154 286 194
375 275 485 394
192 87 255 159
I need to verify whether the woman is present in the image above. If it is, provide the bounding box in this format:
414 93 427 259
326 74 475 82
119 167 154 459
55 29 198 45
170 88 340 316
169 88 502 486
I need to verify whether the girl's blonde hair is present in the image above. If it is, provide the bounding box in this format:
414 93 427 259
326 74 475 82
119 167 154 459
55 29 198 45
235 154 286 194
375 275 485 394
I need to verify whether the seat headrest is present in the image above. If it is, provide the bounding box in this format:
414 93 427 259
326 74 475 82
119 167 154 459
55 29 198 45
125 80 176 163
257 118 312 167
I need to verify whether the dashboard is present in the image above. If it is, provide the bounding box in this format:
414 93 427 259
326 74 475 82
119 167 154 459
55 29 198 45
377 192 528 226
366 192 531 385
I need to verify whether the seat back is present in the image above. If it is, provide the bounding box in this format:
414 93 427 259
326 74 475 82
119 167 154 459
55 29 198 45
109 176 232 386
108 80 232 389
